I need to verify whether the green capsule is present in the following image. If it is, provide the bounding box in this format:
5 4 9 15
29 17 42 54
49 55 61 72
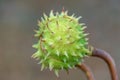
32 10 91 76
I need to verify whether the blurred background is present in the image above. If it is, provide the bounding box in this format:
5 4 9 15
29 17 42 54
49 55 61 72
0 0 120 80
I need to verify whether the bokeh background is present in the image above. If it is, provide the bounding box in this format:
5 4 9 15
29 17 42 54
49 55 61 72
0 0 120 80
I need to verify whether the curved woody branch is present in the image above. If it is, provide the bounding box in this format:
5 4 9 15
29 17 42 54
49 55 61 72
76 63 95 80
92 48 118 80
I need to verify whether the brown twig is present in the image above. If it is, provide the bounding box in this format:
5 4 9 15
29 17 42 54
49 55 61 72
92 48 118 80
76 63 95 80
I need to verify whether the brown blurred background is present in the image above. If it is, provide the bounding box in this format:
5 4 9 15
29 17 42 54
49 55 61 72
0 0 120 80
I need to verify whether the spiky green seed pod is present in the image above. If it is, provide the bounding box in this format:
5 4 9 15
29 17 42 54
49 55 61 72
32 10 91 76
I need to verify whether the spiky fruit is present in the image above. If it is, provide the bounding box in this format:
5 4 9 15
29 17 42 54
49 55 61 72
32 10 91 76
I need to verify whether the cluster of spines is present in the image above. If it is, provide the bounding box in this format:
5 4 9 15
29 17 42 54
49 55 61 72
32 10 91 76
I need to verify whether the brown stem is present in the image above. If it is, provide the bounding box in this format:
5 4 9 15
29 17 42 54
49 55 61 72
92 48 118 80
76 63 95 80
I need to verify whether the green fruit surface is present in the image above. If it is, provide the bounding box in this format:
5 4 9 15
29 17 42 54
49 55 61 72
32 10 91 76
